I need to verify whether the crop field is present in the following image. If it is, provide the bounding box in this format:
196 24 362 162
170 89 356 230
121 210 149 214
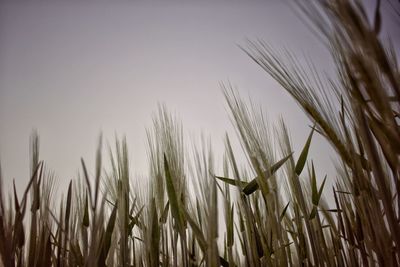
1 0 399 266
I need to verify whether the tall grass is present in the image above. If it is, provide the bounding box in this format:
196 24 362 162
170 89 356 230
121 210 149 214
1 0 399 266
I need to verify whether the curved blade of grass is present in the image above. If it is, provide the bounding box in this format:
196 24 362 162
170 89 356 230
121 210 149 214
243 153 293 195
309 207 317 220
104 201 118 258
94 134 102 210
163 154 184 233
295 126 315 175
62 180 73 263
227 204 234 247
317 176 327 204
82 192 89 227
20 161 42 211
159 201 169 224
279 201 290 222
214 176 248 188
311 162 318 205
12 180 25 248
149 198 160 266
81 159 93 209
12 180 20 213
310 171 327 220
182 208 207 252
65 181 72 226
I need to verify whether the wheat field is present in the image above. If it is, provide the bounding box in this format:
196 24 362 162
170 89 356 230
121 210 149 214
1 0 400 266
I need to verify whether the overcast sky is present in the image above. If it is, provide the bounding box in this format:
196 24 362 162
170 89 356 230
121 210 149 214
0 0 396 197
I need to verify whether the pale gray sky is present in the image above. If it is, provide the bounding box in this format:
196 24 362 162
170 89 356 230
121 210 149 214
1 0 393 197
